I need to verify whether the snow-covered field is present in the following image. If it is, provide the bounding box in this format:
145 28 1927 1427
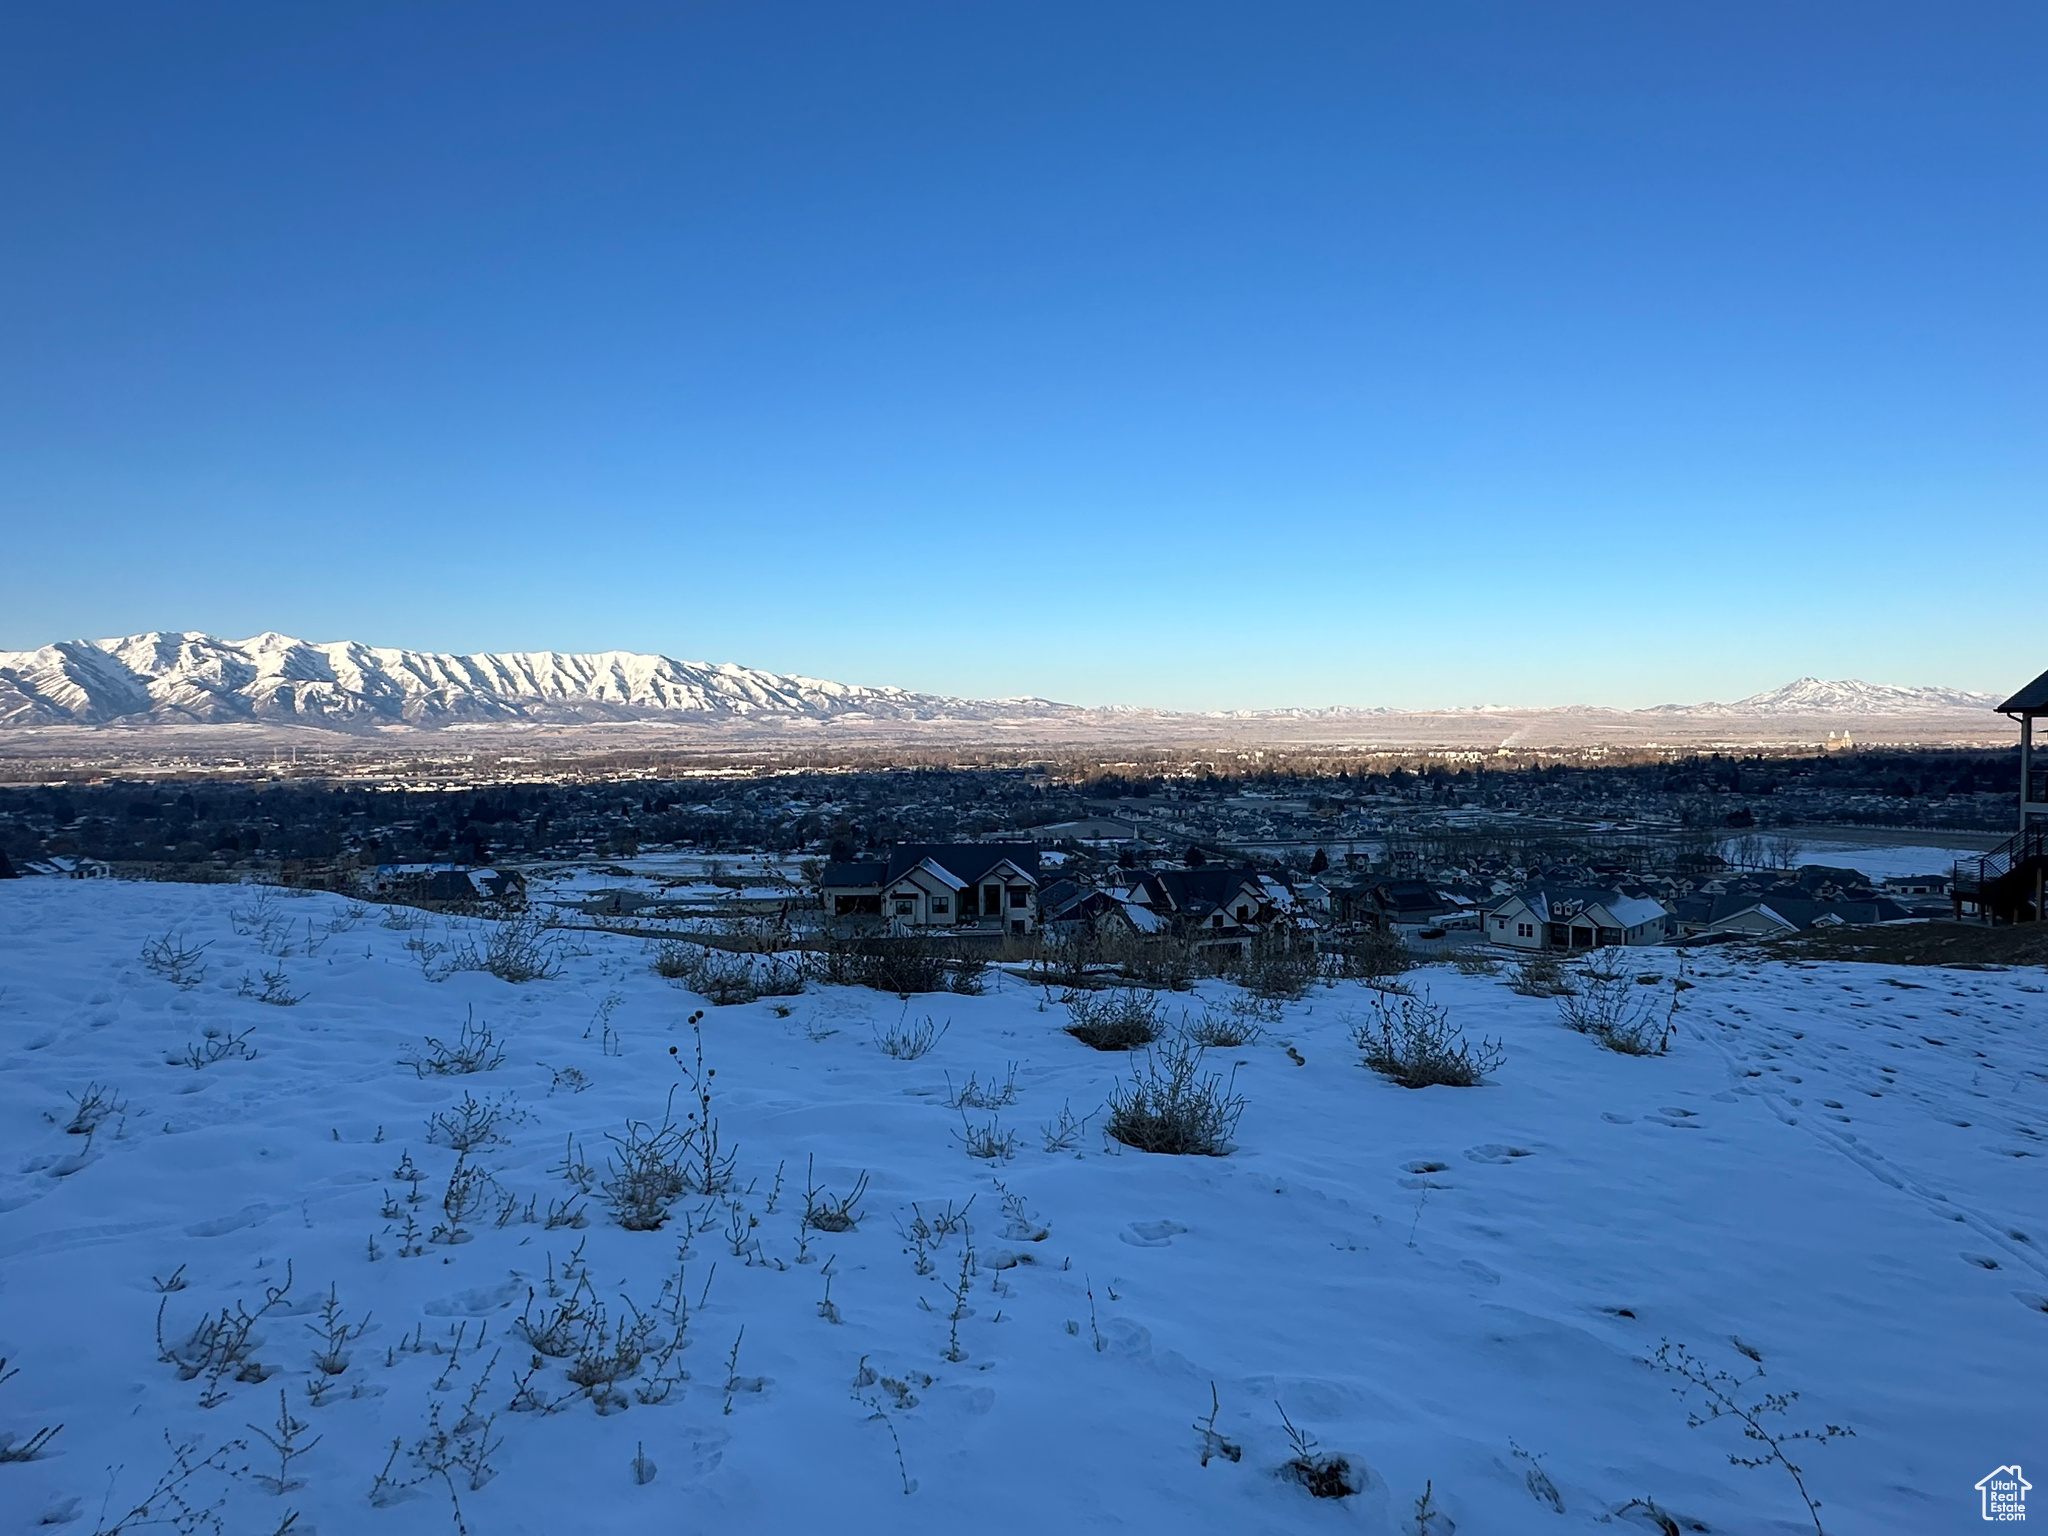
1 880 2041 1535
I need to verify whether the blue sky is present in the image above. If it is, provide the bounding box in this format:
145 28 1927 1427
1 2 2040 710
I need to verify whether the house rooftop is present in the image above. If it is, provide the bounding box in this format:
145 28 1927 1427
1997 666 2048 715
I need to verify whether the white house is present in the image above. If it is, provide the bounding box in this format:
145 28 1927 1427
1484 885 1670 952
821 844 1041 936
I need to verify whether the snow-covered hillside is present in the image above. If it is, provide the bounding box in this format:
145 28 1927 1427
1 879 2039 1534
0 632 1073 730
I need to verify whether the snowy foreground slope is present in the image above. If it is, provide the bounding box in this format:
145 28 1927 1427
1 883 2041 1535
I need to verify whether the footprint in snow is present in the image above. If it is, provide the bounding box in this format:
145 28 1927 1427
1401 1160 1451 1174
1121 1220 1188 1247
185 1201 290 1238
425 1279 526 1315
1601 1112 1633 1124
1463 1145 1532 1165
1963 1254 2002 1270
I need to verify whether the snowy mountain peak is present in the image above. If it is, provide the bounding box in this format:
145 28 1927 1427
1722 677 1999 715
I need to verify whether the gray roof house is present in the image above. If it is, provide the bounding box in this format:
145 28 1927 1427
1484 884 1671 952
821 844 1041 936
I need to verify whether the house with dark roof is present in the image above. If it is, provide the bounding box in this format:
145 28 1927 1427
1484 884 1671 951
1880 872 1949 896
1331 877 1460 931
820 844 1041 936
1105 866 1300 955
369 863 525 903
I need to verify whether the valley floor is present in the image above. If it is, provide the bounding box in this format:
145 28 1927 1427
0 880 2041 1534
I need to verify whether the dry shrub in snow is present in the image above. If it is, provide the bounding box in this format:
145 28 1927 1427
1507 953 1572 997
234 965 303 1006
1107 932 1199 991
1328 926 1411 983
1105 1039 1245 1155
154 1263 294 1409
1276 1403 1357 1498
656 943 806 1006
1181 997 1272 1048
1558 972 1677 1056
0 1357 62 1463
823 934 951 995
603 1094 690 1230
1655 1338 1852 1535
168 1025 257 1070
943 1064 1019 1110
402 1007 505 1077
801 1156 869 1232
140 930 210 988
651 940 697 980
426 1092 518 1153
452 914 566 984
1064 988 1162 1051
1353 988 1502 1088
1452 950 1502 975
64 1082 126 1137
1229 930 1320 1000
875 1014 948 1060
954 1114 1018 1161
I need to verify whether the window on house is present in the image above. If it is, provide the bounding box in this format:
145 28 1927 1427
1517 922 1533 938
1235 904 1249 922
931 897 949 914
1212 914 1224 928
983 885 1001 915
895 899 914 917
1008 886 1028 909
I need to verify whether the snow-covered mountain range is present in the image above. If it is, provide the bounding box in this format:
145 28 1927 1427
0 631 1071 730
0 632 2004 736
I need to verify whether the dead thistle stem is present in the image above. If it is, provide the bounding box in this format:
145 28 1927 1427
307 1283 370 1382
1084 1273 1104 1353
817 1256 842 1324
943 1227 976 1363
0 1357 62 1462
872 1408 915 1495
1193 1381 1241 1466
679 1019 738 1195
248 1387 321 1494
722 1327 746 1415
1413 1479 1443 1533
93 1432 247 1536
155 1260 294 1409
1655 1339 1851 1536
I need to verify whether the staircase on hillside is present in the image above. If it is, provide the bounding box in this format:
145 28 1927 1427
1953 821 2048 925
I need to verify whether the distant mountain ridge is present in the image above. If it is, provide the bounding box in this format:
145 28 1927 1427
0 631 2003 735
0 631 1075 730
1655 677 1999 716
